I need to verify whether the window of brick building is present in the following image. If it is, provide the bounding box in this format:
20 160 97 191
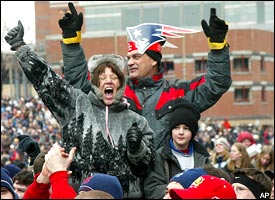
161 61 174 74
261 86 267 102
195 59 207 74
233 56 249 72
234 87 251 102
260 56 266 72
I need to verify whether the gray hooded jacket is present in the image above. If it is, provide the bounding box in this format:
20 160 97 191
15 45 155 198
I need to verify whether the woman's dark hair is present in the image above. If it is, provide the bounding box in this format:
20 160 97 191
91 62 125 89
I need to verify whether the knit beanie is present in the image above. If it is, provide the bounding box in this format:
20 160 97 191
215 137 230 151
4 164 21 178
237 131 256 145
78 173 123 199
169 101 200 140
1 167 19 199
145 49 162 67
170 168 207 188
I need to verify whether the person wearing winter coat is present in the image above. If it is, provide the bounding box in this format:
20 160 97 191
58 3 232 150
143 100 211 199
5 21 155 199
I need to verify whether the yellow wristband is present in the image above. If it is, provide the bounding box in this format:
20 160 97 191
63 31 82 44
208 38 227 50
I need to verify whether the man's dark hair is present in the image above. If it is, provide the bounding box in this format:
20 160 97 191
33 151 47 175
13 169 34 186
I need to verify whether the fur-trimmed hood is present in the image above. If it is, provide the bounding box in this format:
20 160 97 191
88 54 125 74
88 54 126 104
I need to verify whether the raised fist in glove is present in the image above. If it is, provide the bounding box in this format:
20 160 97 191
18 135 41 165
4 20 26 51
58 2 83 44
126 122 143 153
201 8 228 50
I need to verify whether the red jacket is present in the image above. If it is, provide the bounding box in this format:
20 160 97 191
23 173 50 199
50 171 77 199
23 171 77 199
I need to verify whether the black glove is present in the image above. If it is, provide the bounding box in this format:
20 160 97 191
4 20 26 51
126 122 143 153
18 135 41 165
201 8 228 49
58 2 83 44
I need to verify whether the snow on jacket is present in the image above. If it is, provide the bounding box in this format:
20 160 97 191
61 43 231 150
15 45 155 198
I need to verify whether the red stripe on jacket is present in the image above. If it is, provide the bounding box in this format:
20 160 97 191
124 85 142 110
156 75 206 110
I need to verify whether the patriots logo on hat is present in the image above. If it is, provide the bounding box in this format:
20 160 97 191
126 23 200 54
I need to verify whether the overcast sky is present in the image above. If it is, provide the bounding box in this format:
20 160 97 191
1 1 35 52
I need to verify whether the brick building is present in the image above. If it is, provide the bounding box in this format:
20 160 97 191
3 1 274 126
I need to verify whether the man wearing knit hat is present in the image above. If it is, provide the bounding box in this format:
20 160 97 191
1 167 19 199
58 3 232 150
143 100 211 199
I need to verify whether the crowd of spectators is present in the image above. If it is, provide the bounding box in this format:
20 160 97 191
1 95 274 169
1 95 274 199
1 95 60 168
